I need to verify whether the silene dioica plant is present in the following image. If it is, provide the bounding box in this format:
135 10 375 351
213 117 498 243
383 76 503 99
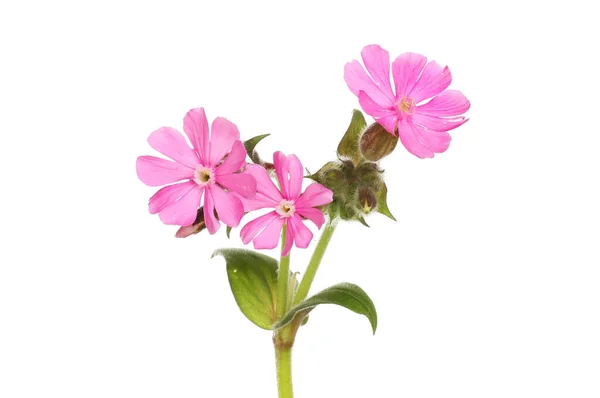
136 45 470 397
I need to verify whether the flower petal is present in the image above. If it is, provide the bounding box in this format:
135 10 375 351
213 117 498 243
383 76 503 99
148 181 199 214
392 53 427 98
214 140 247 176
361 45 395 101
209 185 244 228
412 113 469 132
344 60 394 108
136 156 194 187
416 90 471 117
245 164 282 203
288 214 313 249
282 223 294 257
273 152 303 200
398 119 451 159
358 91 396 118
157 185 203 226
183 108 210 165
209 117 240 167
217 173 257 198
295 183 333 209
409 61 452 103
203 188 220 234
147 127 199 169
240 211 280 244
253 216 285 250
295 207 325 229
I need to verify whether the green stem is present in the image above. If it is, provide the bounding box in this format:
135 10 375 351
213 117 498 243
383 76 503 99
277 224 290 318
294 220 337 305
275 345 294 398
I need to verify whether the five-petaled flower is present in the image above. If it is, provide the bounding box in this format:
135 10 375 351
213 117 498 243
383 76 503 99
345 44 470 159
136 108 256 233
239 152 333 256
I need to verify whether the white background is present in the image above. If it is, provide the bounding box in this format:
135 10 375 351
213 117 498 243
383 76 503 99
1 1 599 397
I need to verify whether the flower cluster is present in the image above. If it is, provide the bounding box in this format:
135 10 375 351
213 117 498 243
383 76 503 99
137 44 469 255
136 108 334 255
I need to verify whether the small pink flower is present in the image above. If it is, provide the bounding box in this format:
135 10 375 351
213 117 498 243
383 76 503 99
136 108 256 233
240 152 333 256
345 44 470 159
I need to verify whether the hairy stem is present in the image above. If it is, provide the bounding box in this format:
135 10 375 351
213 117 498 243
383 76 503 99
277 224 291 318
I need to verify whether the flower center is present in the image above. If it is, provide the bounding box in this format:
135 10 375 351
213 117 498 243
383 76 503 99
398 97 415 114
276 200 296 218
194 166 214 186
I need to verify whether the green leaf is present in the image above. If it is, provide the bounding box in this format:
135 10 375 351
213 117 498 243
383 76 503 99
273 282 378 334
226 226 232 239
212 249 278 330
337 110 367 166
244 134 270 163
376 183 396 221
357 216 370 228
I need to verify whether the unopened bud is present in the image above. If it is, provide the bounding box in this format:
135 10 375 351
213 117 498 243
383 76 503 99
358 188 377 214
359 122 398 162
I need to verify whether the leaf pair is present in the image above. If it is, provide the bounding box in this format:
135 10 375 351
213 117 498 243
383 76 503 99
213 249 377 334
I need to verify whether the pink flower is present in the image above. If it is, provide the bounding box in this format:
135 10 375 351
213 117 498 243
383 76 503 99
136 108 256 233
345 44 470 159
240 152 333 256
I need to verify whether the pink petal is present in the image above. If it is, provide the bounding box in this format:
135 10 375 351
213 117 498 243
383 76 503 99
376 116 400 136
360 45 395 102
157 185 203 226
288 214 313 249
209 117 240 167
392 53 427 98
416 90 471 117
239 193 279 212
412 113 469 132
214 140 247 176
203 188 220 234
282 223 294 257
409 61 452 103
149 181 199 214
273 152 304 200
240 211 279 245
217 173 257 198
398 119 451 159
245 164 282 203
209 185 244 228
358 91 396 117
344 60 394 108
136 156 194 187
295 207 325 229
295 183 333 209
183 108 210 165
253 216 285 250
147 127 199 169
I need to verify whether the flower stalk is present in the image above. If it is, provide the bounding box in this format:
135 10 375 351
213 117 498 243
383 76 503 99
294 220 337 305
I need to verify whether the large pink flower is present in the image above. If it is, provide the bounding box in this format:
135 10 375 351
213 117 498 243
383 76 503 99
136 108 256 233
240 152 333 256
345 44 470 159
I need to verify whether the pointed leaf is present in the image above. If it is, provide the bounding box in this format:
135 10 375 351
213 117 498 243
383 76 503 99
244 134 270 165
273 282 377 334
226 226 232 239
337 110 367 166
376 183 396 221
212 249 278 330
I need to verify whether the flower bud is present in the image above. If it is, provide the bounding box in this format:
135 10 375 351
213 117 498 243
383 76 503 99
359 122 398 162
358 187 377 214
